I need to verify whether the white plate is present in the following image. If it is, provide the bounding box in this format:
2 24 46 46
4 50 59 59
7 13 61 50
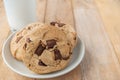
2 33 85 79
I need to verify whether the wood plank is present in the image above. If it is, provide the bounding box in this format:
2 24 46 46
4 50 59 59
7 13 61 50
72 0 120 80
36 0 47 22
45 0 74 28
94 0 120 64
0 0 120 80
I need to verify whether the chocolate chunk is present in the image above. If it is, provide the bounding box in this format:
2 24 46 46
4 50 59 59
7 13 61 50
69 52 72 55
35 44 46 56
67 43 70 45
38 60 47 66
26 38 32 43
62 56 69 60
57 23 65 27
54 49 62 60
28 27 31 30
16 36 23 43
46 39 56 49
50 21 65 27
74 37 76 40
50 21 57 26
28 64 31 67
23 43 27 49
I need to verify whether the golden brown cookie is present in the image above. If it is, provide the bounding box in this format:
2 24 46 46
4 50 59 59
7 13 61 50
50 22 77 51
22 24 75 74
10 22 44 61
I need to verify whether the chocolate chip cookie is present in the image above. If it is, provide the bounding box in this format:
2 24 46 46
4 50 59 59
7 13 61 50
50 22 77 51
23 24 75 74
10 22 44 61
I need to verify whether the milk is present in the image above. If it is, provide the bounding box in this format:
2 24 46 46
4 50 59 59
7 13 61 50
4 0 37 32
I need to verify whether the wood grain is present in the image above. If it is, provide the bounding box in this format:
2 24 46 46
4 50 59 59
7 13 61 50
45 0 74 27
36 0 47 22
0 0 120 80
72 0 120 80
94 0 120 64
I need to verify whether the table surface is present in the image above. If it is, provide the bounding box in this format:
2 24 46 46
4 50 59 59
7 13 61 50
0 0 120 80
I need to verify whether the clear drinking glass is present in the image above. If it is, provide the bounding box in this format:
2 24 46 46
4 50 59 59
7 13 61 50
4 0 37 32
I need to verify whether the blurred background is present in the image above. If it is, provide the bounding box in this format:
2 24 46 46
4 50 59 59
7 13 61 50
0 0 120 80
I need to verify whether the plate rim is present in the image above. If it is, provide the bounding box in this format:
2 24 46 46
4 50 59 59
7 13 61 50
2 33 85 79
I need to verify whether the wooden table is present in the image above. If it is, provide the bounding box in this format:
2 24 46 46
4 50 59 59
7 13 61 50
0 0 120 80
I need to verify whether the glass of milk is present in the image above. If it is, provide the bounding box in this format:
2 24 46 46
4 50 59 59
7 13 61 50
4 0 37 32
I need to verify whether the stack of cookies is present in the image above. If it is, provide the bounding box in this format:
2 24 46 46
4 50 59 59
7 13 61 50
10 22 77 74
